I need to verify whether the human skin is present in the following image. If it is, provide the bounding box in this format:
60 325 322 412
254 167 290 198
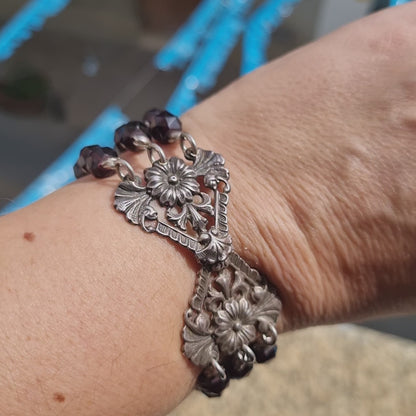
0 3 415 416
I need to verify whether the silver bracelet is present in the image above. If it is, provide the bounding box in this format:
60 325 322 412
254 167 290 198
74 109 282 397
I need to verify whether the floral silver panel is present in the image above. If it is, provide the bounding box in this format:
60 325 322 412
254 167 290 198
113 146 282 394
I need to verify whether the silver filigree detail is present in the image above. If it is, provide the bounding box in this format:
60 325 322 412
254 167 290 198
167 193 214 231
114 176 156 227
193 149 230 190
111 134 282 392
183 253 281 374
115 146 233 269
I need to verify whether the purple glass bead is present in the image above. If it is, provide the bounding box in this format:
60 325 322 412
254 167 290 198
74 146 94 178
114 121 150 152
73 145 117 179
73 161 88 178
90 146 118 178
252 344 277 364
142 108 182 144
196 367 229 398
225 352 254 379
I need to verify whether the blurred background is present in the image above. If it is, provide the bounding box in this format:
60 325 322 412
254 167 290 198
0 1 414 414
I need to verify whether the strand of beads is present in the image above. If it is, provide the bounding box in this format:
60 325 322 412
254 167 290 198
73 109 181 179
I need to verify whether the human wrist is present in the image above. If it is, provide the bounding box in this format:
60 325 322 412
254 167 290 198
179 62 416 330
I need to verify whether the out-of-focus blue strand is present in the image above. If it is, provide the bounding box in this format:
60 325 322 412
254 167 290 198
4 0 407 215
389 0 412 6
241 0 301 75
0 106 128 215
166 0 255 116
0 0 71 61
155 0 224 71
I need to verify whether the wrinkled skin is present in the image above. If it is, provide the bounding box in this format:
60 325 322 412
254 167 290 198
0 4 415 416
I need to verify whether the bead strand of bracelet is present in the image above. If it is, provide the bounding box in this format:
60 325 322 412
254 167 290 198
74 109 181 179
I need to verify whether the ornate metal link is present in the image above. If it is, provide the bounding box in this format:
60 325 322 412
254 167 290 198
130 135 151 151
115 159 135 181
180 132 198 160
147 143 167 165
101 157 136 181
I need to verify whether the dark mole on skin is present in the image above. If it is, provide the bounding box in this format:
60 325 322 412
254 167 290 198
23 232 35 242
53 392 65 403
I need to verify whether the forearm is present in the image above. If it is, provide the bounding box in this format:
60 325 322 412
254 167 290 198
0 177 198 415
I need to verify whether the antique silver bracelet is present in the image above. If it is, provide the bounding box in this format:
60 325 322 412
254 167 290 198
74 109 282 397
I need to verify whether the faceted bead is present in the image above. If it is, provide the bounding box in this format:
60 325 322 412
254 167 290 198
73 145 117 179
225 352 254 379
114 121 150 152
252 344 277 364
73 162 87 179
74 146 94 178
90 146 118 178
142 108 182 143
196 367 229 398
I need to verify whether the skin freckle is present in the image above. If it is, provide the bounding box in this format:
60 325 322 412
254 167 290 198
53 392 65 403
23 232 35 242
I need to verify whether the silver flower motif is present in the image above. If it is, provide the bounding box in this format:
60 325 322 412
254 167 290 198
252 286 281 323
183 310 219 367
145 157 199 207
215 298 256 354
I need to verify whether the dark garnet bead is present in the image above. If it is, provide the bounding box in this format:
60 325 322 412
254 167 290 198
74 146 94 178
252 344 277 364
90 146 118 178
73 161 87 179
225 352 254 379
196 367 229 398
73 145 117 179
142 108 182 144
114 121 150 152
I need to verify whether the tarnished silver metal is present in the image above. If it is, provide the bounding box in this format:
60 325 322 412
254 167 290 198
262 322 278 344
102 157 136 181
242 345 256 363
130 134 151 150
112 129 281 396
146 142 167 165
101 156 118 169
115 159 136 181
115 145 232 268
183 252 281 376
211 358 227 380
180 132 198 161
